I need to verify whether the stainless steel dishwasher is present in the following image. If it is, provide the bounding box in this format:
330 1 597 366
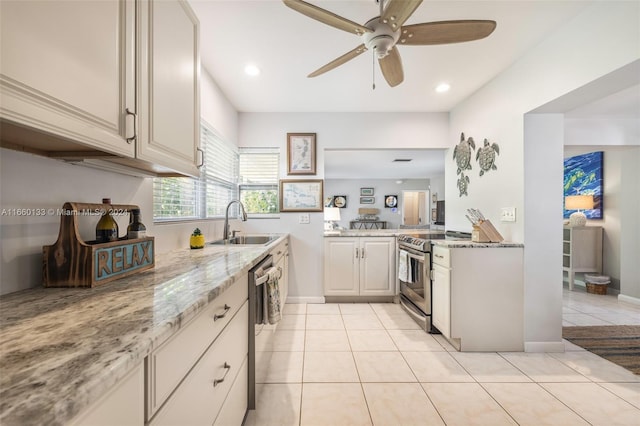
247 254 275 410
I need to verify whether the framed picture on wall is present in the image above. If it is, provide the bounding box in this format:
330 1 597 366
360 188 374 196
384 195 398 208
287 133 316 175
360 197 375 204
279 180 324 212
333 195 347 208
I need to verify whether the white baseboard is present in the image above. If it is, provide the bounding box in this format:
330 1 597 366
525 341 565 353
285 296 325 304
618 293 640 306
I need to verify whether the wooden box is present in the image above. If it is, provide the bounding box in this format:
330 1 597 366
43 202 154 288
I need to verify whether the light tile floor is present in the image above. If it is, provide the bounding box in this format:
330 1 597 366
246 298 640 426
563 285 640 326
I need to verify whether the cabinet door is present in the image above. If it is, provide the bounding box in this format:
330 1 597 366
69 363 144 426
324 238 359 296
431 263 451 338
0 0 135 157
137 0 200 176
360 237 395 296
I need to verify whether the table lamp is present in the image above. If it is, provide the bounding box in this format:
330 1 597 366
324 207 341 231
565 194 594 227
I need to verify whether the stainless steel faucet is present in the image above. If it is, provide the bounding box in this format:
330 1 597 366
223 200 248 240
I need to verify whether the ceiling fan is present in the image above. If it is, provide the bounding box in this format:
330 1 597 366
282 0 496 87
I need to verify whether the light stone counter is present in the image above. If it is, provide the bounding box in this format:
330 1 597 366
431 240 524 248
324 229 446 238
0 234 287 426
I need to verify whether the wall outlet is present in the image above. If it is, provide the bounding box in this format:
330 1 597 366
299 213 310 224
501 207 516 222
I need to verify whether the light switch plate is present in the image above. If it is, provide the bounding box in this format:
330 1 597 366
299 213 310 224
501 207 516 222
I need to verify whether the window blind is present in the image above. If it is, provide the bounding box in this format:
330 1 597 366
153 121 238 221
239 148 279 215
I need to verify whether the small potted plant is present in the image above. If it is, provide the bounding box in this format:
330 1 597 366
190 228 205 249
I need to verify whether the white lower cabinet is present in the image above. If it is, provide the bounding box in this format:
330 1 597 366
272 238 290 306
150 302 249 425
69 362 144 426
431 262 451 339
214 356 249 426
431 245 524 351
324 237 395 296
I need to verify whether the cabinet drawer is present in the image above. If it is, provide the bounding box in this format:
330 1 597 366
148 274 248 415
151 302 249 426
432 246 450 268
214 356 248 426
271 238 288 263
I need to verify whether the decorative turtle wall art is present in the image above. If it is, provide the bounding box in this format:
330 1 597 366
476 138 500 176
457 172 470 197
453 132 476 175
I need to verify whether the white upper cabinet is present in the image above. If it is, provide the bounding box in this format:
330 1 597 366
0 0 200 176
0 0 135 157
136 0 200 176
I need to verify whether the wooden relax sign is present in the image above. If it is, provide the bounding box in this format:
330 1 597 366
95 240 154 282
43 202 155 288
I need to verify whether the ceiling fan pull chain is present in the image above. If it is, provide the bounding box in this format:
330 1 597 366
372 48 376 90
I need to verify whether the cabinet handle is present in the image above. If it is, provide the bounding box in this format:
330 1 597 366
355 248 359 259
213 362 231 387
434 254 444 259
196 147 204 168
361 248 365 258
213 304 231 321
125 108 137 144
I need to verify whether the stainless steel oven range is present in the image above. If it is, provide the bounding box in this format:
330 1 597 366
397 231 470 332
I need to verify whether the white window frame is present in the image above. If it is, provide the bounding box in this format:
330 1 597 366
239 147 280 218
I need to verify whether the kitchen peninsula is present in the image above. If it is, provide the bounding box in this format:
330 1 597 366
0 235 288 426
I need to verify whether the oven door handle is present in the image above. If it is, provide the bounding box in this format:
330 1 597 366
401 250 426 263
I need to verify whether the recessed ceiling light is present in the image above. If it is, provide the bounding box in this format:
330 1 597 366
435 82 450 93
244 64 260 76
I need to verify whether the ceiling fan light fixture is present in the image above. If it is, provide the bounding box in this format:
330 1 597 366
244 64 261 76
435 82 451 93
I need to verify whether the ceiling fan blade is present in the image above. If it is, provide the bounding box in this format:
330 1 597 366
308 44 368 78
380 0 423 30
283 0 372 35
378 46 404 87
399 20 497 45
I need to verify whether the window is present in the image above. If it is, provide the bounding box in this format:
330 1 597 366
239 148 279 215
153 122 238 221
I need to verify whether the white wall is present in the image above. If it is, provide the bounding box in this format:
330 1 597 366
0 68 239 295
237 112 449 301
449 1 639 349
325 179 430 230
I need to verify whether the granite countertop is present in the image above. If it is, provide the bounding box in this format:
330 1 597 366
0 234 287 426
431 240 524 248
325 230 524 248
324 229 446 237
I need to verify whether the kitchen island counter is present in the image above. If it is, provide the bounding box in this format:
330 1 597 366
0 234 287 426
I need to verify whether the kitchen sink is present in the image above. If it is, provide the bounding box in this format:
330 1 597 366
210 235 278 246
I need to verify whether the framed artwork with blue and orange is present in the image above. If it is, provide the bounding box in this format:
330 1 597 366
563 151 603 219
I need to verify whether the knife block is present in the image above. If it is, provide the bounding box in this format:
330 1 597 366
43 202 154 288
472 220 504 243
